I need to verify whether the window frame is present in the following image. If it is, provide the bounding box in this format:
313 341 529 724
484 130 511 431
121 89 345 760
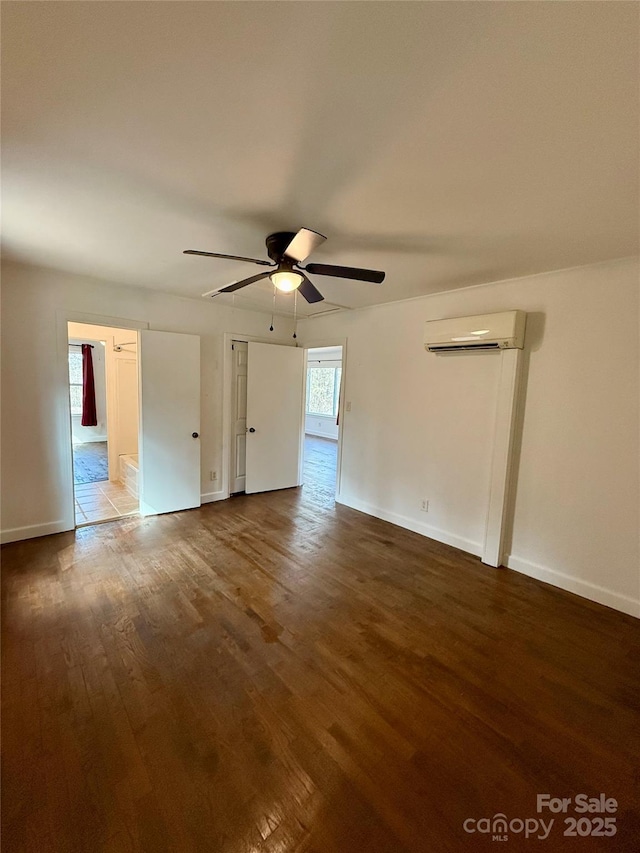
68 347 84 416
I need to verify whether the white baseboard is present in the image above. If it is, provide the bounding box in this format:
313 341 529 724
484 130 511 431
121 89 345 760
1 519 72 545
201 489 227 504
336 494 483 557
305 430 339 441
506 555 640 619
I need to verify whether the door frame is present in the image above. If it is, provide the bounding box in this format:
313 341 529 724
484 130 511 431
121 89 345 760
56 310 148 531
221 332 298 500
301 338 348 502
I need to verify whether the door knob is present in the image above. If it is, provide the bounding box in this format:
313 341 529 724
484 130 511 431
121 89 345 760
248 427 256 433
192 432 199 438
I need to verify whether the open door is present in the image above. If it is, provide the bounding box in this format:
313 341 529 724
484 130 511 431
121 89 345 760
245 342 304 494
139 330 201 515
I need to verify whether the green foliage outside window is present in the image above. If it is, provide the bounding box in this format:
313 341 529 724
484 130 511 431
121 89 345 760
306 367 342 417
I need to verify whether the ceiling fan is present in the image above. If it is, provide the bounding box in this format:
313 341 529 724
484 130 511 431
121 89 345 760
184 228 385 304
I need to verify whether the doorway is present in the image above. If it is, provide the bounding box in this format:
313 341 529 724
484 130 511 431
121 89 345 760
303 346 343 504
67 322 140 526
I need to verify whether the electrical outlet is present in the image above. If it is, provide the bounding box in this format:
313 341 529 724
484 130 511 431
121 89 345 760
210 470 217 481
420 499 429 512
346 401 352 412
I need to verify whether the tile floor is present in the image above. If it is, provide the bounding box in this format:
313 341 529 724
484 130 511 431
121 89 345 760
74 480 139 525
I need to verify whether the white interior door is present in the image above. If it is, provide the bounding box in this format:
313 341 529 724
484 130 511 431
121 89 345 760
139 330 201 515
246 342 304 494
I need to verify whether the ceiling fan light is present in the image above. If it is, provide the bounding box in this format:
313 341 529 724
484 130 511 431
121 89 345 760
271 270 304 292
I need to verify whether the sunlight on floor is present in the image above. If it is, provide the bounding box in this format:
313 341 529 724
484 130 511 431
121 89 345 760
303 435 338 507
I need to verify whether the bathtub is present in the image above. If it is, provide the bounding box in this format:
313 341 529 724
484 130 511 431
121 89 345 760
119 454 139 499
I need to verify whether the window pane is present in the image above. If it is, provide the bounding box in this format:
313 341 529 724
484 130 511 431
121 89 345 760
307 368 336 416
68 351 82 385
69 384 82 415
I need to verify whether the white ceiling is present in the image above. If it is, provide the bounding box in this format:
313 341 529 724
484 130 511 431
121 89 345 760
2 2 638 318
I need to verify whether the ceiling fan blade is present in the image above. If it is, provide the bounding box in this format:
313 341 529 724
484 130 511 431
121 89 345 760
203 270 273 297
305 263 385 284
184 249 273 267
283 228 327 263
298 275 324 304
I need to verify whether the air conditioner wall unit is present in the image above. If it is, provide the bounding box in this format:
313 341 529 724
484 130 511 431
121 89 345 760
424 310 526 352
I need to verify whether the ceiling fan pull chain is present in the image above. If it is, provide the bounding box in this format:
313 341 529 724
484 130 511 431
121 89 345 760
269 284 276 332
293 289 298 340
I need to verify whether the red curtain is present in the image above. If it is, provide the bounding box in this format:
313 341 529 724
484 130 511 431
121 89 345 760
81 344 98 426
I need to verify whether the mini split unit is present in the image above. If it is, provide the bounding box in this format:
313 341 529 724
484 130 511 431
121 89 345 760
424 310 526 352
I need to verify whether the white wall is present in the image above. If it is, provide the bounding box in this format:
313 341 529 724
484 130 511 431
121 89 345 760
1 260 293 542
68 337 107 443
298 257 640 617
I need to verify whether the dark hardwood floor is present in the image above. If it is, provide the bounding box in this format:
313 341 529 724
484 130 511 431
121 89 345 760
2 458 639 851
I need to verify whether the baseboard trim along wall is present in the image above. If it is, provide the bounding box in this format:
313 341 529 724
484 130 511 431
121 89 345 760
201 490 226 504
1 519 71 545
336 495 484 558
506 555 640 619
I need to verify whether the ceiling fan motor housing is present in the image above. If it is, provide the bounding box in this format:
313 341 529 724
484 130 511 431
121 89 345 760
266 232 298 263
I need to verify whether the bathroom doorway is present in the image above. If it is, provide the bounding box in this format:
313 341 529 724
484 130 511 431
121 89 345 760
67 322 140 526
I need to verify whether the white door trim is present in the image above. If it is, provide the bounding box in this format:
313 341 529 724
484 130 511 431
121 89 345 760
56 310 149 532
301 338 348 501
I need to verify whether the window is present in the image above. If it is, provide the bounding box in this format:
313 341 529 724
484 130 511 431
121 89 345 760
68 348 83 415
306 366 342 417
